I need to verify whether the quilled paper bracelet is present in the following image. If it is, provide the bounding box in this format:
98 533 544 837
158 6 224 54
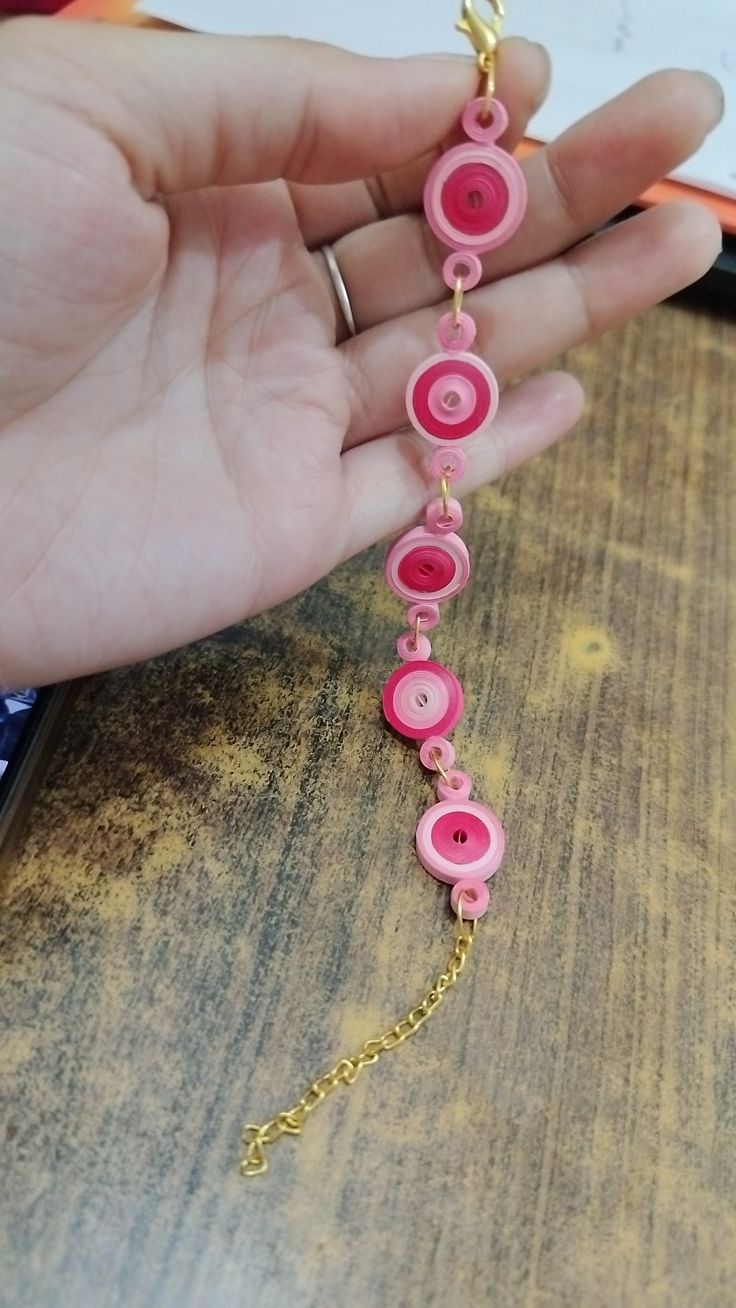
241 0 527 1179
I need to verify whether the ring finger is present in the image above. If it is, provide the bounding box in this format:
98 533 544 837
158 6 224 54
317 69 723 341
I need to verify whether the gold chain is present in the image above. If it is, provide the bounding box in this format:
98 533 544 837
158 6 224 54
241 6 504 1182
240 905 477 1177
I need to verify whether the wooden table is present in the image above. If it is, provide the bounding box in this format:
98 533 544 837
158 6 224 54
1 292 734 1308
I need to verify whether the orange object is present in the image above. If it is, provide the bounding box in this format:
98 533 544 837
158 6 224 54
639 178 736 235
58 0 153 21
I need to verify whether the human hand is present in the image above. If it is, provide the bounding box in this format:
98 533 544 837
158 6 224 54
0 20 722 687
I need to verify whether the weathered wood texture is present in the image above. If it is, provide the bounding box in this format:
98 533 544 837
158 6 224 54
1 297 734 1308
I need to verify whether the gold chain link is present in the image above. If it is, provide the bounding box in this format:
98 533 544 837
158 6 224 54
452 275 464 325
456 1 504 105
240 906 477 1177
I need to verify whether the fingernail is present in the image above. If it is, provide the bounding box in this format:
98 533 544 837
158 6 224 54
696 71 725 124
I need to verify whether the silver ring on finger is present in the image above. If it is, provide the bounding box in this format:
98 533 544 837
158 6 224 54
321 243 358 338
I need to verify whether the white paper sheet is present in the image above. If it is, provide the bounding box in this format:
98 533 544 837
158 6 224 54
136 0 735 198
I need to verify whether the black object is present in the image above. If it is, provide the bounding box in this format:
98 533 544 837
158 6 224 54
0 683 75 868
702 231 736 304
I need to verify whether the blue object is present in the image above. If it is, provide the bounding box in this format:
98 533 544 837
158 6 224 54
0 691 37 777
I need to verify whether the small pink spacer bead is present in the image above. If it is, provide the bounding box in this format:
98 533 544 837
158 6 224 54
406 601 441 633
419 735 456 772
461 96 510 144
397 631 432 662
437 769 473 802
442 251 483 293
436 310 477 354
451 879 490 920
426 496 463 536
429 448 467 483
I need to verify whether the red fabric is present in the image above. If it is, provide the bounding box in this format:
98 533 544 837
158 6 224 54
0 2 70 12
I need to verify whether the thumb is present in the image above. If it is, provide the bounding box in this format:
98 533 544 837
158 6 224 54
4 19 526 197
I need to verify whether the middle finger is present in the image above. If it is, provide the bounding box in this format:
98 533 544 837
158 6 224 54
316 69 722 337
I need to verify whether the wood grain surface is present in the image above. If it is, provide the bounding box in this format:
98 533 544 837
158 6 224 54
1 294 734 1308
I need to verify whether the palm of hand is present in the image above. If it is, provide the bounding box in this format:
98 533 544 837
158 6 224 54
3 158 352 675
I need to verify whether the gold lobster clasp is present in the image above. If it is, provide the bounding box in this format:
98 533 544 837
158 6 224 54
456 0 505 98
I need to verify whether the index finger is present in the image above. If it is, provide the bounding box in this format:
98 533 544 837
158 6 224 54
1 19 501 196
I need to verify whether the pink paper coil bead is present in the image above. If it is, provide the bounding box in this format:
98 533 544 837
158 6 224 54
426 496 463 535
429 448 467 482
416 799 505 884
407 352 499 445
383 661 463 741
385 525 470 604
451 879 490 920
424 99 527 255
419 735 456 772
397 631 431 662
436 310 477 354
406 601 441 633
443 251 483 292
461 96 510 144
437 769 473 802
